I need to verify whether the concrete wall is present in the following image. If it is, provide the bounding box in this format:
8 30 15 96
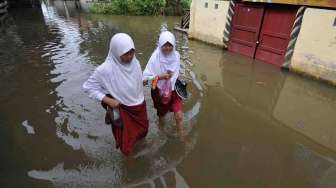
189 0 230 47
290 8 336 84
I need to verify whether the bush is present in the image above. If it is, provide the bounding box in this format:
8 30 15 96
127 0 165 15
89 0 190 15
181 0 191 10
89 1 114 14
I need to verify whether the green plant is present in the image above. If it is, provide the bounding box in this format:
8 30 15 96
89 1 114 14
89 0 190 15
181 0 191 10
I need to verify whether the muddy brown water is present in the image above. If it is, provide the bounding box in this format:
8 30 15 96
1 1 336 188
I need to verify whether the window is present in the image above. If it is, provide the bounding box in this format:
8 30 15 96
205 2 208 8
215 4 219 9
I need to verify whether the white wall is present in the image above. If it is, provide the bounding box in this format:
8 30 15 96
290 8 336 84
189 0 230 46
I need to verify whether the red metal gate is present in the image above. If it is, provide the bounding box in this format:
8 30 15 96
228 4 264 58
228 4 297 66
255 6 297 66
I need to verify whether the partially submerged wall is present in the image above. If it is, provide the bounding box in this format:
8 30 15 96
290 8 336 85
189 0 229 47
189 2 336 85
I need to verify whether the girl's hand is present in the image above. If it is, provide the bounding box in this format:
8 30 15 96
143 80 148 86
160 73 172 80
103 97 120 108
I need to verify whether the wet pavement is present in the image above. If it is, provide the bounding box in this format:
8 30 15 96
0 1 336 187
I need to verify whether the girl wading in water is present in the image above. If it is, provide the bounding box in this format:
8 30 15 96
143 31 185 138
83 33 149 156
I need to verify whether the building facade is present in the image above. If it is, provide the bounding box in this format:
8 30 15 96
189 0 336 85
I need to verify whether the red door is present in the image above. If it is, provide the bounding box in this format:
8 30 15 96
255 6 298 66
228 4 264 58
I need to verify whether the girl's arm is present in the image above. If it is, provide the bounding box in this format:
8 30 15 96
83 70 120 108
159 72 172 80
102 96 120 108
143 57 154 81
83 70 107 102
143 53 168 81
143 52 171 82
174 53 181 81
171 67 179 82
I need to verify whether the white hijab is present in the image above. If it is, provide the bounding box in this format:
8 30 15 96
143 31 180 90
103 33 144 106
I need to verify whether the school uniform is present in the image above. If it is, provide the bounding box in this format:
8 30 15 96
143 31 183 117
83 33 148 156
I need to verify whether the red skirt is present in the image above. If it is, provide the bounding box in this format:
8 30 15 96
151 89 183 117
113 102 148 156
102 97 149 156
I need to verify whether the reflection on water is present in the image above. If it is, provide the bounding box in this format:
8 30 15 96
184 41 336 187
274 75 336 152
294 144 336 188
0 0 336 187
21 120 36 135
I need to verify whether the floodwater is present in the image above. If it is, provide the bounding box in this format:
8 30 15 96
1 1 336 188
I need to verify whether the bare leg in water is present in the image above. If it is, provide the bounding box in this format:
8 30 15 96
158 116 165 131
158 112 185 140
175 111 185 139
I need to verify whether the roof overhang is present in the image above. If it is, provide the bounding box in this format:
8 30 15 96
242 0 336 9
